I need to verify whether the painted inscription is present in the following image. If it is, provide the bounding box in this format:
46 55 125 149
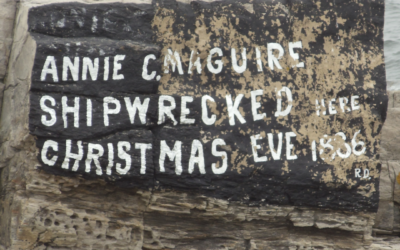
28 1 387 211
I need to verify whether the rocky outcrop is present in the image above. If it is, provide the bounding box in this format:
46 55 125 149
0 0 398 249
0 0 16 80
0 0 17 115
373 90 400 242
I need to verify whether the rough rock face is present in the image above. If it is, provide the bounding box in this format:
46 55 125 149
28 0 386 211
0 0 398 249
0 0 17 115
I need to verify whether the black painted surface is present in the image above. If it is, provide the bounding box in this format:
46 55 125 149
28 3 155 42
28 0 386 212
37 130 154 188
31 34 161 95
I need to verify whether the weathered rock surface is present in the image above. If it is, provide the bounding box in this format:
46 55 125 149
0 0 17 119
0 0 399 250
0 0 16 81
27 0 386 211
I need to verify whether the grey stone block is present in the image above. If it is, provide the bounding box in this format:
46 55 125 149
380 108 400 161
0 0 16 80
374 200 394 232
0 81 4 118
379 162 394 202
393 91 400 108
388 161 400 204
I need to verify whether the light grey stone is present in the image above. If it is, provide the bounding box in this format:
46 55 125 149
393 204 400 233
0 0 17 80
379 162 394 201
380 108 400 161
374 201 394 232
393 91 400 108
388 161 400 204
0 81 4 117
387 91 394 108
289 210 315 227
370 236 400 249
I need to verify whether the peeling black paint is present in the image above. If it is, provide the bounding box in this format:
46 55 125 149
28 0 386 212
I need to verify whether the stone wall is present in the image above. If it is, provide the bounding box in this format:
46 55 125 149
374 90 400 239
0 0 17 116
0 1 399 249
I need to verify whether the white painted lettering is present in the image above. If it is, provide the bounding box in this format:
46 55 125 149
312 140 317 161
124 97 150 124
201 95 217 125
86 99 92 127
164 49 184 75
275 87 293 117
289 41 304 68
355 168 361 178
339 97 351 112
158 95 178 125
40 95 57 126
231 48 247 73
315 99 321 116
85 143 104 175
188 140 206 174
62 57 79 81
62 96 80 128
41 140 58 166
116 141 131 175
82 57 99 81
255 47 263 72
286 132 298 160
106 143 114 175
103 97 121 126
103 57 110 81
364 169 370 178
207 47 223 74
319 135 334 160
328 98 337 115
226 94 246 126
41 56 59 82
142 54 157 80
251 89 266 121
113 55 125 80
268 43 284 70
351 95 360 111
321 99 326 115
268 132 283 160
91 16 98 32
211 139 228 174
352 130 366 156
62 140 83 171
335 132 351 159
135 143 152 174
188 50 202 74
250 134 267 162
159 140 182 175
181 96 195 124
